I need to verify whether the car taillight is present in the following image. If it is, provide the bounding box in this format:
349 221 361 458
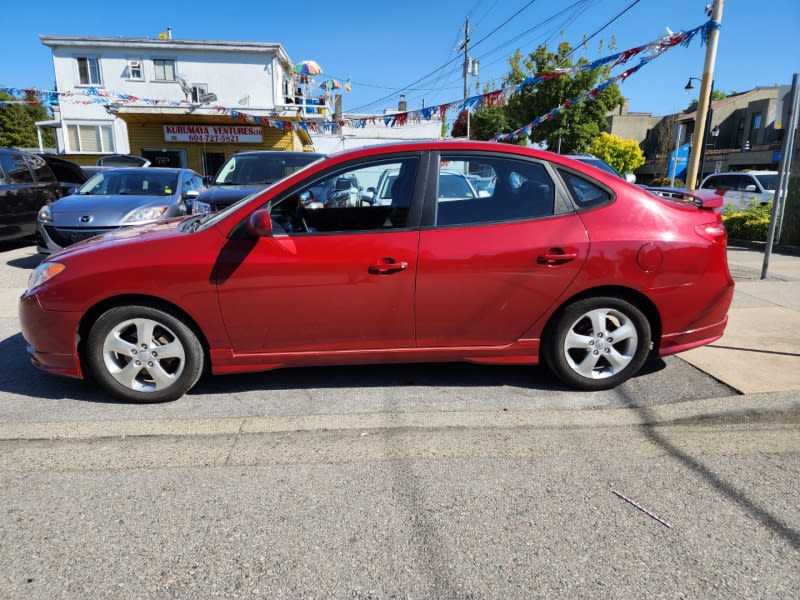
695 222 727 244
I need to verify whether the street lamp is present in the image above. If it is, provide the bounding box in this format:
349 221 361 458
685 76 716 184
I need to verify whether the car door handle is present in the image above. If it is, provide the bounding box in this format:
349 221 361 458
537 249 578 266
368 258 409 275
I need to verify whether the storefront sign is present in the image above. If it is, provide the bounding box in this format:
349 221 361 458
164 125 263 143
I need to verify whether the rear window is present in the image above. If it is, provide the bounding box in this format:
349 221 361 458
0 154 34 184
559 170 612 209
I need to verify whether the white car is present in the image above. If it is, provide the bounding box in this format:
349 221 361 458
699 171 776 210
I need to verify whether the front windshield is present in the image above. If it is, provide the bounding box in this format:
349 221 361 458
213 153 323 185
78 170 179 196
754 174 777 191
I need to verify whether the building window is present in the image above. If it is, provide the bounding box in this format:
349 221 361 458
750 112 762 131
191 84 208 103
126 59 143 80
153 59 176 81
66 124 114 153
76 57 102 86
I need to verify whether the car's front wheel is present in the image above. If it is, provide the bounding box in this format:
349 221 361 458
546 296 651 390
86 305 204 403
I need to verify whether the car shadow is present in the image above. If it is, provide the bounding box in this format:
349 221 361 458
6 253 44 270
0 332 126 403
189 361 567 396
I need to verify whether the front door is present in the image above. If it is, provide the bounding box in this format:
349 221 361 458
215 156 422 354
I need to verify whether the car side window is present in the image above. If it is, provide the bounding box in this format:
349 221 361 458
736 176 757 192
704 175 737 190
559 170 612 209
182 173 205 192
0 154 34 184
270 158 419 234
435 156 554 227
27 155 57 183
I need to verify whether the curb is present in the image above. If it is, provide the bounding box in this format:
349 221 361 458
2 392 798 442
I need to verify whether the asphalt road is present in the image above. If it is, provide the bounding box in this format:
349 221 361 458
1 241 798 598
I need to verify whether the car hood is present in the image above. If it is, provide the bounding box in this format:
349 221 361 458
198 185 265 205
49 193 177 226
48 217 187 260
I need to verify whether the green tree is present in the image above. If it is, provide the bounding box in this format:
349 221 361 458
685 89 727 113
468 104 518 142
588 132 645 175
450 105 517 142
502 42 624 153
0 90 55 148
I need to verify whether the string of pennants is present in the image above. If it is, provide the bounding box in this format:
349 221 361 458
1 19 716 140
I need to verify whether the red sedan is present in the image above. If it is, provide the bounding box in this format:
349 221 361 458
19 141 733 403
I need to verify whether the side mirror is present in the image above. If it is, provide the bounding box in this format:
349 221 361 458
183 189 200 199
744 184 757 192
625 173 637 184
247 208 273 237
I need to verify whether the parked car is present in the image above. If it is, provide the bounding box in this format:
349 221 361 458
699 171 776 210
567 153 637 183
192 150 324 213
36 167 205 253
20 141 733 403
0 148 60 243
36 154 89 196
371 167 481 206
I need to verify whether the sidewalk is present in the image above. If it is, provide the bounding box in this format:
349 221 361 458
678 245 800 393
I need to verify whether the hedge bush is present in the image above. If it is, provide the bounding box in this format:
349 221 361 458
722 202 771 241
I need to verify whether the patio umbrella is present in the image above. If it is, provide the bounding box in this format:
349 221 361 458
293 60 323 76
318 79 342 91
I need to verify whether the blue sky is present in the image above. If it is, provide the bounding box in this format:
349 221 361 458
3 0 798 119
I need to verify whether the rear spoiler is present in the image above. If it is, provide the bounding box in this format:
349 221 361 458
644 187 724 210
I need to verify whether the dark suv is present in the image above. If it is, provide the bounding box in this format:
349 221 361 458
0 148 60 242
192 150 324 213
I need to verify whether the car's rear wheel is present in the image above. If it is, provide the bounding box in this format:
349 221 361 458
546 296 651 390
86 305 204 403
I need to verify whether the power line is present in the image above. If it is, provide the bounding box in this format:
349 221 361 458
563 0 643 60
347 0 542 113
347 0 642 114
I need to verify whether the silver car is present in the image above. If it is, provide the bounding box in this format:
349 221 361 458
36 167 205 254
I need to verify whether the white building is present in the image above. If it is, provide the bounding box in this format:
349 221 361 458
39 34 322 173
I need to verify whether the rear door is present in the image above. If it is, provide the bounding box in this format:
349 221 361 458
415 153 589 347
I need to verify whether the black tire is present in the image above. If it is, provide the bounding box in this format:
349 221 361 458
545 296 651 391
85 305 204 403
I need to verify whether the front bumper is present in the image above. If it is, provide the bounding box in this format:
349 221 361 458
18 292 84 379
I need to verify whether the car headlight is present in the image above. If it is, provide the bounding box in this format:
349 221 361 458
38 204 52 223
27 262 66 291
121 206 169 225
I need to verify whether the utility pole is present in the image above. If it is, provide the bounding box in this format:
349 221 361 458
462 16 471 139
686 0 723 190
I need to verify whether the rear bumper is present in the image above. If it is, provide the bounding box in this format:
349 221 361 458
18 292 83 379
658 315 728 357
